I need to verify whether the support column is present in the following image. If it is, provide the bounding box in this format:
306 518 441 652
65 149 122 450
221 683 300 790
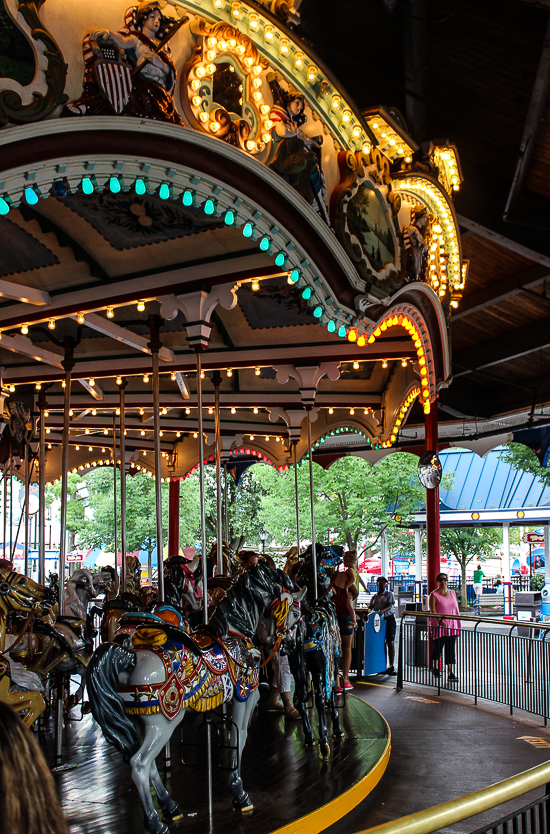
149 316 164 602
306 409 317 600
119 379 128 593
24 443 30 577
542 524 550 617
293 442 301 553
38 394 46 585
212 370 223 576
168 478 180 559
424 405 440 593
58 343 75 615
112 413 118 584
381 529 389 577
415 528 422 582
502 522 511 583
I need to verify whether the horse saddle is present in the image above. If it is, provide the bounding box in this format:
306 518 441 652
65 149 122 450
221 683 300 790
132 623 219 658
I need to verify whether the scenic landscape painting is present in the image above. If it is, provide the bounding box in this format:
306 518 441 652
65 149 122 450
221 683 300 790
346 181 396 271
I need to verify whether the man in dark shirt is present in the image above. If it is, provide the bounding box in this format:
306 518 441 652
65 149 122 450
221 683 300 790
368 576 397 675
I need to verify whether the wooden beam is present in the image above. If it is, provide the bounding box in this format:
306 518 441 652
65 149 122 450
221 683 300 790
0 279 50 306
454 314 550 374
0 333 63 368
78 379 104 401
457 215 550 268
74 313 174 362
503 14 550 219
452 264 550 320
176 372 190 400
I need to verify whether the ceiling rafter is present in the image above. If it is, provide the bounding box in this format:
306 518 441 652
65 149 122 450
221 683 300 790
72 313 174 362
452 264 550 320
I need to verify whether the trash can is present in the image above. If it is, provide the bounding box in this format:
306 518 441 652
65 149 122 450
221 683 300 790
402 602 428 667
363 612 387 675
397 585 414 618
515 591 542 637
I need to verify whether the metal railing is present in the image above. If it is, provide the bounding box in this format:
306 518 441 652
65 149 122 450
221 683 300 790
397 611 550 723
354 762 550 834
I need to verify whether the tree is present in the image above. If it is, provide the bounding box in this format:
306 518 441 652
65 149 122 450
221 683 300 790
499 443 550 487
439 527 502 604
77 469 169 567
47 473 86 551
247 452 425 552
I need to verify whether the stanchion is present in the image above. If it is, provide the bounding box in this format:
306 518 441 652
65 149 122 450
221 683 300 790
54 672 64 767
293 441 301 553
119 379 128 594
2 451 7 562
112 414 118 584
149 316 164 602
195 350 213 818
306 410 318 600
24 444 30 576
213 370 223 575
38 394 46 585
59 345 74 615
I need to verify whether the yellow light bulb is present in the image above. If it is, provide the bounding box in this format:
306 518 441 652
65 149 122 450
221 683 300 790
77 313 85 324
227 368 233 377
89 378 95 386
48 319 55 330
143 374 149 383
137 300 145 312
107 307 114 318
255 367 261 376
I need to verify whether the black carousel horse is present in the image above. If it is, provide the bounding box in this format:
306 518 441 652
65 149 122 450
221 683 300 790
288 543 344 759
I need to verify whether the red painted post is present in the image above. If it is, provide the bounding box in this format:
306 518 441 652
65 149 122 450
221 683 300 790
168 478 180 559
425 405 440 594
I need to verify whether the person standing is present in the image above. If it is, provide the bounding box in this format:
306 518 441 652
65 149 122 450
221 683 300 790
368 576 397 675
429 573 461 681
473 563 484 615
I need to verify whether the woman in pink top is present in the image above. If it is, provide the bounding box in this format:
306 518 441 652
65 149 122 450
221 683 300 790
429 573 461 681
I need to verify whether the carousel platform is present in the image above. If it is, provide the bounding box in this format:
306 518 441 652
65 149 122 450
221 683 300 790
42 694 390 834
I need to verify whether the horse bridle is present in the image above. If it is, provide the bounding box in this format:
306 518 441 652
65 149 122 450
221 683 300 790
261 591 301 669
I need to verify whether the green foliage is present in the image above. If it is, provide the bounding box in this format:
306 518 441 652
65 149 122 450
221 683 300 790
499 443 550 488
439 527 502 604
531 573 545 591
46 474 85 548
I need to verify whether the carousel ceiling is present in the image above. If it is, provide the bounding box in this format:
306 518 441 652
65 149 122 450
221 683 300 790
0 0 546 479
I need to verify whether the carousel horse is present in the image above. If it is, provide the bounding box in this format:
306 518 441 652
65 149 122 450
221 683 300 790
87 562 303 834
101 554 203 644
287 544 344 759
0 569 55 722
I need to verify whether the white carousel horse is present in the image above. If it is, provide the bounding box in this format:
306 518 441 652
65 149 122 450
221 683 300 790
87 562 303 834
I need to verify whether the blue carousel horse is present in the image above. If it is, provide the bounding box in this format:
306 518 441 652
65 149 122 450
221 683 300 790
86 562 303 834
288 544 344 759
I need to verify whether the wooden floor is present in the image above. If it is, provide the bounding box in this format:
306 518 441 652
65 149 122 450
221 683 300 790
39 694 389 834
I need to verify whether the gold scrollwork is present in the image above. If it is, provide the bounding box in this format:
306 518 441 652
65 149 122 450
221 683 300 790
182 18 270 154
0 0 68 126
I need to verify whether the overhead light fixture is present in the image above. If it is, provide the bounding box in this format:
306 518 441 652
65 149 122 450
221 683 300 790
251 279 260 291
227 368 233 377
143 374 149 383
116 376 122 386
255 367 261 376
253 407 258 414
89 378 95 386
162 408 167 415
103 428 108 435
77 313 85 324
231 407 236 414
171 372 176 381
106 307 114 318
92 408 97 416
21 325 29 335
137 300 145 312
48 319 55 330
382 360 388 369
35 383 41 390
9 385 15 393
401 358 408 367
185 408 191 415
350 408 355 415
353 361 360 370
328 407 334 414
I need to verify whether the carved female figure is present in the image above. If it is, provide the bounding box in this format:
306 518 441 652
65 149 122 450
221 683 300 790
66 1 185 125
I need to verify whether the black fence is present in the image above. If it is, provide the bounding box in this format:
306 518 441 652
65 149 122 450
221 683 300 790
469 788 550 834
398 612 550 723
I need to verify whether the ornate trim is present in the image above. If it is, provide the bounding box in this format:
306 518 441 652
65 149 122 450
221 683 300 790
331 148 404 300
0 0 67 126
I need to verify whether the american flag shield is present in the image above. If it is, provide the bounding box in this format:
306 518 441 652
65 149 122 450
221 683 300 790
94 60 133 115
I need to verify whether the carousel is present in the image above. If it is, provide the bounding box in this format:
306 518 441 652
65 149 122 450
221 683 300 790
0 0 463 831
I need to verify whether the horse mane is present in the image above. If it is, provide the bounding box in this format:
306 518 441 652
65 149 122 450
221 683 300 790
208 563 294 639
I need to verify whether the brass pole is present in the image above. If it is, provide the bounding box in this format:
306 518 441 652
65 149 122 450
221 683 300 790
3 452 7 562
213 371 223 575
293 442 301 553
196 353 208 623
112 413 118 584
149 317 164 602
8 443 12 560
24 443 30 576
38 395 46 585
58 350 74 615
306 410 317 600
355 759 550 834
119 379 127 593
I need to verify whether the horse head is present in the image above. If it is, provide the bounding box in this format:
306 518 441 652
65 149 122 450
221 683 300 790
163 555 203 612
262 585 305 656
0 570 52 614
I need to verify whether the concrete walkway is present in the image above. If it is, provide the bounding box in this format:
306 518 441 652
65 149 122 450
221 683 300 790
325 679 550 834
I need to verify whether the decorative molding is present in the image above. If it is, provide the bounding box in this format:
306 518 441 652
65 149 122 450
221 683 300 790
0 0 68 126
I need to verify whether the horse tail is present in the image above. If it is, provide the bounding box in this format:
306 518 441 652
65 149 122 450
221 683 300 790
86 642 139 763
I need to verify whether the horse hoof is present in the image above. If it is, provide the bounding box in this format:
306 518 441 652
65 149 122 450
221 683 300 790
143 815 169 834
232 800 254 814
319 741 330 760
162 801 183 822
